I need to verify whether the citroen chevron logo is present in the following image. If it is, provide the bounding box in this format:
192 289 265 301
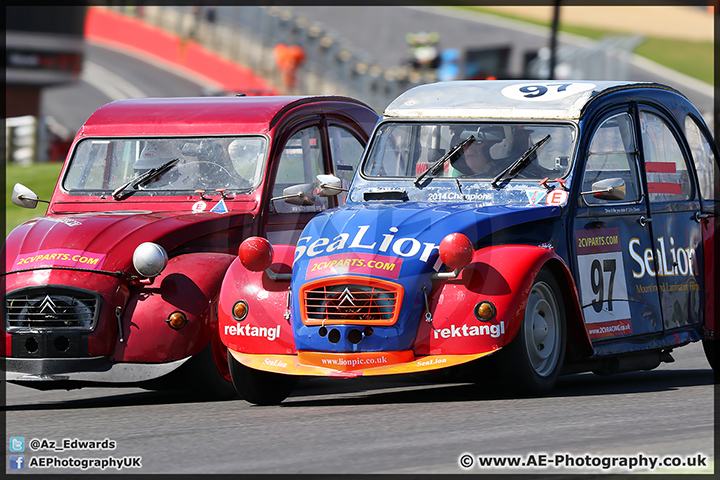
337 288 356 307
39 295 57 314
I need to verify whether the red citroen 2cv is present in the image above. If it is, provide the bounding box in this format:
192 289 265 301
3 95 378 397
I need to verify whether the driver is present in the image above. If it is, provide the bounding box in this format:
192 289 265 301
452 127 504 178
455 141 495 177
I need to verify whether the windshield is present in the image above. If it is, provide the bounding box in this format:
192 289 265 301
363 122 575 181
63 137 268 195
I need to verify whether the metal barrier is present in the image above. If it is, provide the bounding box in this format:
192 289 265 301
112 5 435 112
111 5 651 114
527 34 645 80
5 116 37 166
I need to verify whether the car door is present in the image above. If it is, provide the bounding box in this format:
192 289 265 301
637 108 703 331
572 108 663 342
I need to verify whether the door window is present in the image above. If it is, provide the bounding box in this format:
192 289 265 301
581 112 641 204
273 126 327 214
640 111 692 203
328 125 365 204
684 115 718 202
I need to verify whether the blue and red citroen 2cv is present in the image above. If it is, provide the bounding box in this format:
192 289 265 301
219 81 718 404
3 95 378 397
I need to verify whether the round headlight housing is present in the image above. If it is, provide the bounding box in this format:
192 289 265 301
132 242 168 277
238 236 274 272
438 232 474 270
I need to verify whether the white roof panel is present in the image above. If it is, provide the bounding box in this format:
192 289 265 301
383 80 652 120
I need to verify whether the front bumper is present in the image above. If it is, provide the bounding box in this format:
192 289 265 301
4 356 191 385
230 349 494 378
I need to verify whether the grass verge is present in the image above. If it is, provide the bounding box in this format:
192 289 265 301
462 6 713 85
5 162 63 236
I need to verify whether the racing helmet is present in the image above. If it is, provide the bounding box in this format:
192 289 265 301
451 125 505 176
474 125 506 159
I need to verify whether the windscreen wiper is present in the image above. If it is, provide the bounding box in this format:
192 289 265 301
414 135 475 186
112 158 179 200
491 134 550 188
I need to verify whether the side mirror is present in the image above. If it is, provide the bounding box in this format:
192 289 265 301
271 183 316 206
580 178 626 201
316 174 346 197
11 183 49 209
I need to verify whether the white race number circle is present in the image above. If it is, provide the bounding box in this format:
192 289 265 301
546 189 569 206
502 82 596 102
192 201 207 213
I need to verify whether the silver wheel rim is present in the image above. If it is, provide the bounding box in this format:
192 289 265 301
523 280 561 377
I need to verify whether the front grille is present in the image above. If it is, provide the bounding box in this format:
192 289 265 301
300 277 403 326
4 286 101 331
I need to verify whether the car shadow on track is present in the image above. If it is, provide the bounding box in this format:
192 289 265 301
278 368 714 407
3 367 713 410
1 386 238 411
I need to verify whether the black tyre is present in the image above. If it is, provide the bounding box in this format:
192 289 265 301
228 353 297 405
497 268 566 395
184 334 238 400
702 338 717 374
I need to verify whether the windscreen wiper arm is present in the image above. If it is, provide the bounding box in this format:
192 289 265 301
112 158 179 200
491 134 550 188
415 135 475 185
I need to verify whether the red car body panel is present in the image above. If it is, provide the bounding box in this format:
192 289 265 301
219 244 296 355
414 245 590 357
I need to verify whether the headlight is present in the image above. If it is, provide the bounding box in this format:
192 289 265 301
238 236 273 272
438 232 473 269
132 242 168 277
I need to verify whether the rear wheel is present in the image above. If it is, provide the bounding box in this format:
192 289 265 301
228 353 297 405
497 269 566 395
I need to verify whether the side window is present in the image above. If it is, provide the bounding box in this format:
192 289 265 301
364 124 413 177
64 141 111 190
685 115 718 202
640 111 692 203
328 125 365 204
273 126 327 214
582 112 641 204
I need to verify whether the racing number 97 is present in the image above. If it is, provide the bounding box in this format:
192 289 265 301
591 258 616 313
519 84 571 98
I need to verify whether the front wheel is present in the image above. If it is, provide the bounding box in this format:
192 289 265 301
228 353 297 405
497 268 566 395
184 334 238 400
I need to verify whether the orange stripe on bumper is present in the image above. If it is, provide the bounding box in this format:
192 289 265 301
229 349 494 378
